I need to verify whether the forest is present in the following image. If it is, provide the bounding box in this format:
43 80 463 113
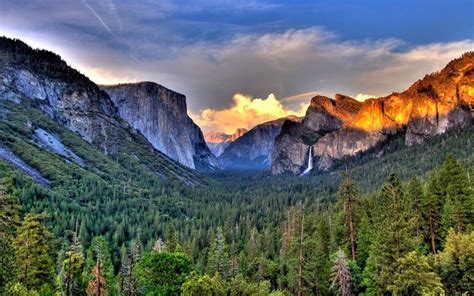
0 139 473 296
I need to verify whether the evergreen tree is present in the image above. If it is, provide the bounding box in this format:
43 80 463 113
0 180 20 291
13 213 54 291
85 236 114 295
207 227 230 278
363 174 418 294
435 230 474 294
86 258 106 296
389 251 444 295
57 231 84 296
335 173 359 260
439 155 472 234
423 170 444 254
134 251 193 295
330 249 351 296
406 177 424 239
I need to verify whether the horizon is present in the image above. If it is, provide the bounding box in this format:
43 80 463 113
1 0 473 132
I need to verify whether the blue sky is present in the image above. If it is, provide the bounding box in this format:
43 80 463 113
1 0 473 132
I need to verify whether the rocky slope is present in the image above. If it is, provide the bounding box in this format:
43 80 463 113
272 52 474 175
0 37 204 184
204 128 247 157
101 83 218 171
218 116 301 170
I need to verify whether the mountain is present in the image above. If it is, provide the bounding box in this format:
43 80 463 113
272 52 474 175
0 37 205 185
218 115 301 170
204 128 247 157
101 83 218 171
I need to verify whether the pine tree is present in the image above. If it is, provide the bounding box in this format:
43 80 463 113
435 230 474 294
86 258 106 296
85 236 114 295
406 177 424 238
330 249 352 296
207 227 230 278
13 213 54 291
363 174 419 294
438 155 472 234
153 237 165 253
336 173 359 260
389 251 444 295
0 181 20 291
58 231 84 296
423 170 444 254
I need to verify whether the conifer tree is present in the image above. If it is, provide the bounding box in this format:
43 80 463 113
363 174 418 294
207 227 230 278
0 181 20 291
58 231 84 296
13 213 54 291
389 251 444 295
330 249 351 296
406 177 424 238
438 155 472 234
423 170 444 254
86 258 106 296
435 230 474 294
85 236 114 295
336 173 359 260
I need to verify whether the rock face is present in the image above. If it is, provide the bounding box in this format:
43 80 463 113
0 37 203 184
218 116 301 170
101 83 218 170
272 52 474 175
204 128 247 157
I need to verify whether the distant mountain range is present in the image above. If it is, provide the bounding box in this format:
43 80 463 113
0 37 207 185
272 52 474 174
0 36 472 182
204 128 248 157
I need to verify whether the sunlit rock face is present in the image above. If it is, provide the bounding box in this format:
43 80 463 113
204 128 247 157
102 82 218 171
272 52 474 175
303 94 362 132
219 116 301 170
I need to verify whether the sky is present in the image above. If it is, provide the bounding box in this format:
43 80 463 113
1 0 473 133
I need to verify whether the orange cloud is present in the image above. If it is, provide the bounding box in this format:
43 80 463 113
190 93 307 133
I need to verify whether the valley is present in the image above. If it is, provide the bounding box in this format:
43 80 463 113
0 26 473 296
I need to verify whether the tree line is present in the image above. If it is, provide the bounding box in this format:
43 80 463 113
0 155 472 295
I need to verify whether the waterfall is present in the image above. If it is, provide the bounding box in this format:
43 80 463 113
300 145 313 176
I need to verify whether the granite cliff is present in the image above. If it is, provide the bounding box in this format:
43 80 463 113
218 116 301 170
0 37 204 184
102 83 218 170
272 53 474 175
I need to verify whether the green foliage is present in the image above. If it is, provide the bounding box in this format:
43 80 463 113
363 174 419 293
13 213 54 291
182 272 226 296
435 230 474 294
84 236 114 295
134 251 193 295
438 155 473 235
389 251 444 295
207 227 230 278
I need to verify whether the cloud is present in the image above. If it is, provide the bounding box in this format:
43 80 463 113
354 94 375 102
190 93 307 133
50 26 471 114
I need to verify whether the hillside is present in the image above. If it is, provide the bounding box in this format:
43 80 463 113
0 37 205 185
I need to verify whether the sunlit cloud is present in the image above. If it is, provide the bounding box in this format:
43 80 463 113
190 93 307 133
354 94 375 102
